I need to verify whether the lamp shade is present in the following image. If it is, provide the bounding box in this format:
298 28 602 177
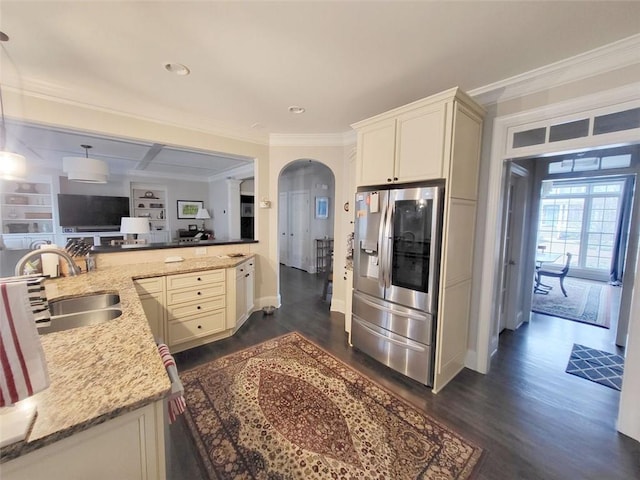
62 156 109 183
120 217 150 234
0 151 26 180
195 207 211 220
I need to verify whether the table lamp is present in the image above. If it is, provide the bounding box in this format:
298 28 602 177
195 207 210 231
120 217 150 244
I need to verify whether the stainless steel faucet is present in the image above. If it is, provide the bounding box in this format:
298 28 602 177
14 248 81 276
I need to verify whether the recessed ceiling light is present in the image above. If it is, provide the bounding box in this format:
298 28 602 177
288 106 305 114
164 63 191 76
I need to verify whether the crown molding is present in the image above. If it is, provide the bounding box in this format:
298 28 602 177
469 33 640 106
269 131 356 147
5 85 270 146
7 33 639 147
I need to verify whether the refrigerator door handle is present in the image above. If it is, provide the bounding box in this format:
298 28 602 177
377 198 388 288
354 318 427 352
355 293 429 321
383 199 394 289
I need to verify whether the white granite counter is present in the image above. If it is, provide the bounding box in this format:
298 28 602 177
0 254 254 462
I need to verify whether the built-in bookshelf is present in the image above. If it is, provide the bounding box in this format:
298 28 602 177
0 179 55 248
131 183 169 243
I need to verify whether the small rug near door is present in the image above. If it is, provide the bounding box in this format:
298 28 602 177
532 278 611 328
566 344 624 391
181 332 483 479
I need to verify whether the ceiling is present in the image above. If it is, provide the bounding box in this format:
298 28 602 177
1 1 639 180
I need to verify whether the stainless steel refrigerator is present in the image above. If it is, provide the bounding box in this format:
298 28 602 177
352 181 444 386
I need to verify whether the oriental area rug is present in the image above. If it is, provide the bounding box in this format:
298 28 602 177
181 332 483 480
532 278 611 328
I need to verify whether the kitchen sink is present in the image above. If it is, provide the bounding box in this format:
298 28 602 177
39 292 122 335
49 293 120 316
38 308 123 335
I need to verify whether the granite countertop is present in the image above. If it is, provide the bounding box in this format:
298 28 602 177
92 237 258 253
0 254 254 462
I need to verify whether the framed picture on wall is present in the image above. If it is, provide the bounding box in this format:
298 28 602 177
177 200 204 219
315 196 329 219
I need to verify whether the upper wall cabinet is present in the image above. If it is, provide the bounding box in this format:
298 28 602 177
352 87 484 192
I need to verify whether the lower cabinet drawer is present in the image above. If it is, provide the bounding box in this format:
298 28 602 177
133 276 164 295
166 270 225 290
168 310 226 345
166 283 225 305
167 296 225 321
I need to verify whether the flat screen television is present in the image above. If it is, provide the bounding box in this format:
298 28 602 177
58 194 130 230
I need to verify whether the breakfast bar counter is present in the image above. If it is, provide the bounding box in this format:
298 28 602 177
0 253 254 463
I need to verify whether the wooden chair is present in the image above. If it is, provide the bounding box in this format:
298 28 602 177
535 253 573 297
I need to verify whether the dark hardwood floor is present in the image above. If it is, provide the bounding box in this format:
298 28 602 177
168 266 640 480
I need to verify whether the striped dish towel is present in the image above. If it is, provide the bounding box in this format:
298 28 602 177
0 281 50 407
0 275 50 326
27 277 50 326
157 343 186 424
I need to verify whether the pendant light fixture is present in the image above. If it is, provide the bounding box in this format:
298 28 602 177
62 144 109 183
0 32 27 181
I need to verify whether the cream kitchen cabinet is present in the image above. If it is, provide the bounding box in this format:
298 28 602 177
352 88 479 189
351 87 484 393
134 276 166 341
3 401 166 480
226 257 255 331
165 270 226 353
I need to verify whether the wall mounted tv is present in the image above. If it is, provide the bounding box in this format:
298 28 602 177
57 194 130 230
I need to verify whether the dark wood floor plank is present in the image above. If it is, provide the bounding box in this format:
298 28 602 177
167 266 640 480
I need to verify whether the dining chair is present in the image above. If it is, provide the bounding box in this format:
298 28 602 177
535 253 573 297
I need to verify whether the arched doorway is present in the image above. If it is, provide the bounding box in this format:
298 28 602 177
278 159 336 300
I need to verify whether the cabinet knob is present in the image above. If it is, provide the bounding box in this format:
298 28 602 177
197 305 201 310
393 177 398 181
197 291 202 295
387 178 392 182
245 273 250 278
240 269 244 272
197 325 202 329
197 277 201 281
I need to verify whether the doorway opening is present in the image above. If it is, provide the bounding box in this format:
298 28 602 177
498 146 639 371
278 159 335 302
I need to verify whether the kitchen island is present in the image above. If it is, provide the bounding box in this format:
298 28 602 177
90 237 258 253
0 253 255 478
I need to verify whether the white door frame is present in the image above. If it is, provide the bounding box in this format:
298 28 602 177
498 164 530 333
278 191 289 265
288 190 310 270
477 82 640 374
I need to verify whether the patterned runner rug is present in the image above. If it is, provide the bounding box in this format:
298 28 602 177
181 332 483 479
531 278 611 328
566 344 624 391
